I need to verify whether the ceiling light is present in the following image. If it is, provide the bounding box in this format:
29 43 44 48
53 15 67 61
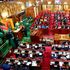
48 1 51 4
64 2 67 4
17 2 22 4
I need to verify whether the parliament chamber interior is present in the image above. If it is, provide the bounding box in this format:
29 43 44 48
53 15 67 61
0 0 70 70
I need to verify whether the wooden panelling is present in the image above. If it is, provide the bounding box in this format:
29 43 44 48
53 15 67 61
26 6 35 18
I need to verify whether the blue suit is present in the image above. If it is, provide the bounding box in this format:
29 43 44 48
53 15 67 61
2 63 10 70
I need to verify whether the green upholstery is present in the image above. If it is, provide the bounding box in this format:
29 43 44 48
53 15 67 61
0 38 3 45
22 37 31 43
10 38 16 48
0 40 12 64
20 16 33 43
14 16 33 43
0 32 3 38
0 29 12 64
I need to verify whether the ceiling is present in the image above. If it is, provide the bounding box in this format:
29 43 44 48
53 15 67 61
1 0 70 4
16 0 70 4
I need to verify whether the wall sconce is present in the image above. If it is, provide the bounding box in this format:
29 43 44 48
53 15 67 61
1 11 9 18
29 1 32 7
21 4 25 10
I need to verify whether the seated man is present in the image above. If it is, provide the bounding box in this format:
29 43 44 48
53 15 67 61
2 62 10 70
